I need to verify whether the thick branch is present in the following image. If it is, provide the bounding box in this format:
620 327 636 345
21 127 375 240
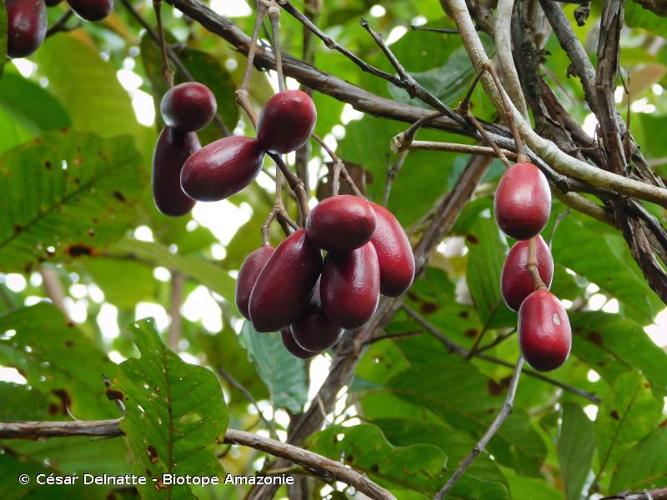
0 421 394 500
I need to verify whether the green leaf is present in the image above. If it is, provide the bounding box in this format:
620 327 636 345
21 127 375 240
105 239 236 301
558 403 595 500
611 426 667 492
596 371 663 479
0 382 50 420
626 2 667 36
239 321 307 413
0 304 119 419
0 73 71 154
571 311 667 395
551 216 663 324
374 418 510 499
110 319 227 499
385 357 547 475
466 216 515 328
307 423 448 495
34 34 140 138
0 131 145 272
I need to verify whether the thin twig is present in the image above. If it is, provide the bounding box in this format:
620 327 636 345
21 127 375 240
153 0 174 87
167 271 184 350
312 134 363 197
39 266 68 318
404 140 517 160
434 356 524 499
45 10 77 38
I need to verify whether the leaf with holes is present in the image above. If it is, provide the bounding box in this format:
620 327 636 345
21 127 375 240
239 321 307 413
0 131 145 272
110 319 227 498
0 304 119 419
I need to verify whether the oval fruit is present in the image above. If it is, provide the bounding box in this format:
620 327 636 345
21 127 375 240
249 229 322 332
291 304 343 352
281 328 316 359
257 90 317 153
7 0 47 58
519 289 571 372
369 202 415 297
67 0 113 21
494 162 551 240
160 82 217 132
235 245 274 320
181 136 265 202
501 236 554 311
321 242 380 329
152 127 198 217
306 195 376 253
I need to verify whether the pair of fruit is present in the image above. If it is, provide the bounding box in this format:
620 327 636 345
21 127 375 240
152 83 317 217
494 162 571 372
7 0 113 59
236 196 415 358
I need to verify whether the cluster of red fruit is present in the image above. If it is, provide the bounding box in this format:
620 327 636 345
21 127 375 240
495 162 572 372
236 196 415 358
7 0 113 59
152 82 317 216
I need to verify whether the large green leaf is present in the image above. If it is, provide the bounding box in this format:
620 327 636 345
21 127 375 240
596 371 663 480
0 73 71 154
239 321 307 413
374 418 510 499
571 311 667 395
110 319 227 499
385 357 547 475
0 382 50 420
0 304 119 419
611 426 667 492
558 403 595 500
104 239 235 300
307 423 450 496
0 131 144 272
551 217 662 324
34 34 140 138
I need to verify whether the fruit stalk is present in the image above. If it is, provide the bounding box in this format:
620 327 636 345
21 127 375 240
267 1 286 92
526 236 547 290
152 0 174 87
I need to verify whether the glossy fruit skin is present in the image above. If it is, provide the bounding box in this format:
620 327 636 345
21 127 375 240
67 0 113 21
281 328 316 359
235 245 275 320
306 195 376 253
501 236 554 311
249 229 323 332
494 162 551 240
181 136 265 202
160 82 217 132
7 0 47 58
369 202 415 297
519 289 571 372
321 242 380 329
291 304 343 352
257 90 317 153
152 127 198 217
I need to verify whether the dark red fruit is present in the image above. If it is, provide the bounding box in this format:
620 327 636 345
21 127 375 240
152 127 198 217
249 229 322 332
321 242 380 329
66 0 113 21
281 328 316 359
257 90 317 153
306 195 376 253
160 82 217 132
369 202 415 297
291 304 343 352
501 236 554 311
7 0 47 58
494 162 551 240
235 245 275 320
181 136 265 202
519 289 571 372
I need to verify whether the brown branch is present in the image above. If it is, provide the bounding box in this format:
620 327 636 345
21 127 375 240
0 421 394 500
434 356 524 498
39 266 68 318
602 488 667 500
